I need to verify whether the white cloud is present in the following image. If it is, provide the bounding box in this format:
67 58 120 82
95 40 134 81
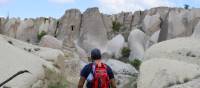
0 0 10 4
98 0 174 14
48 0 74 4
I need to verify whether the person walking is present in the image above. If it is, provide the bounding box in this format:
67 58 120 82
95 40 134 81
78 48 116 88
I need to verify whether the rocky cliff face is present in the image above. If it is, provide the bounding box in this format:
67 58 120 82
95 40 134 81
1 7 200 88
1 7 200 61
1 7 200 48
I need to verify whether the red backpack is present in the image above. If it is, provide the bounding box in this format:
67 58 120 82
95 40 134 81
91 63 110 88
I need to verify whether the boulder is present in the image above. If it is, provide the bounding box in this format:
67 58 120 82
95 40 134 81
105 59 138 76
63 52 87 87
168 78 200 88
0 35 48 88
0 34 65 66
138 58 200 88
145 38 200 65
128 29 147 60
39 35 62 49
56 9 81 41
105 59 138 88
146 30 160 48
75 43 88 61
106 34 125 58
64 59 82 86
115 74 137 88
79 7 108 52
34 48 64 62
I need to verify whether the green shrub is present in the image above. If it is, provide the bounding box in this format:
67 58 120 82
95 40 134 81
37 31 47 41
121 47 131 58
184 4 189 9
112 21 122 32
130 59 142 70
48 82 67 88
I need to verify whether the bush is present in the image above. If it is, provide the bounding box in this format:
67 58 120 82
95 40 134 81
37 31 47 41
184 4 189 9
130 59 142 70
121 47 131 58
112 21 122 32
48 82 67 88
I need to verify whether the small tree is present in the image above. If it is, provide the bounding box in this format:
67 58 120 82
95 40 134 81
37 31 47 41
130 59 142 70
121 47 131 58
184 4 189 9
112 21 122 32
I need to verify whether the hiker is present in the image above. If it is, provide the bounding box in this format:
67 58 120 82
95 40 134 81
78 48 116 88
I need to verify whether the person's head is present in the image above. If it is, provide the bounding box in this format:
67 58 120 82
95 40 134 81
91 48 101 61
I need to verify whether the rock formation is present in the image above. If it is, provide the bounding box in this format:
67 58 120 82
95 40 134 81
1 7 200 88
128 29 147 61
56 9 81 40
139 37 200 88
105 34 125 58
78 7 108 52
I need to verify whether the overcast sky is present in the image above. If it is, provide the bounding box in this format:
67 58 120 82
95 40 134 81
0 0 200 18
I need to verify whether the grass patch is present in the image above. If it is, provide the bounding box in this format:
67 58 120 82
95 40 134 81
112 21 122 32
37 31 47 41
121 47 131 58
130 59 142 70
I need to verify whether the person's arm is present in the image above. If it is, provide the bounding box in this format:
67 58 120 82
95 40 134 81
107 65 117 88
78 77 86 88
78 64 91 88
110 78 117 88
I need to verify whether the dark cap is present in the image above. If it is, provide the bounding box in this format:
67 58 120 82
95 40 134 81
91 48 101 60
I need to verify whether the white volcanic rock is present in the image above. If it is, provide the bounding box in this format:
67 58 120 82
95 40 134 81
56 9 81 41
146 30 160 48
79 7 108 52
106 34 125 58
75 43 88 60
39 35 62 49
132 11 144 27
145 38 200 65
167 8 191 39
0 35 50 88
3 18 20 38
64 59 82 86
34 17 57 38
191 20 200 39
38 20 50 34
138 58 200 88
128 29 147 60
102 14 113 33
168 78 200 88
0 34 65 63
16 19 38 44
115 74 137 88
46 18 57 36
105 59 138 76
143 13 161 36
